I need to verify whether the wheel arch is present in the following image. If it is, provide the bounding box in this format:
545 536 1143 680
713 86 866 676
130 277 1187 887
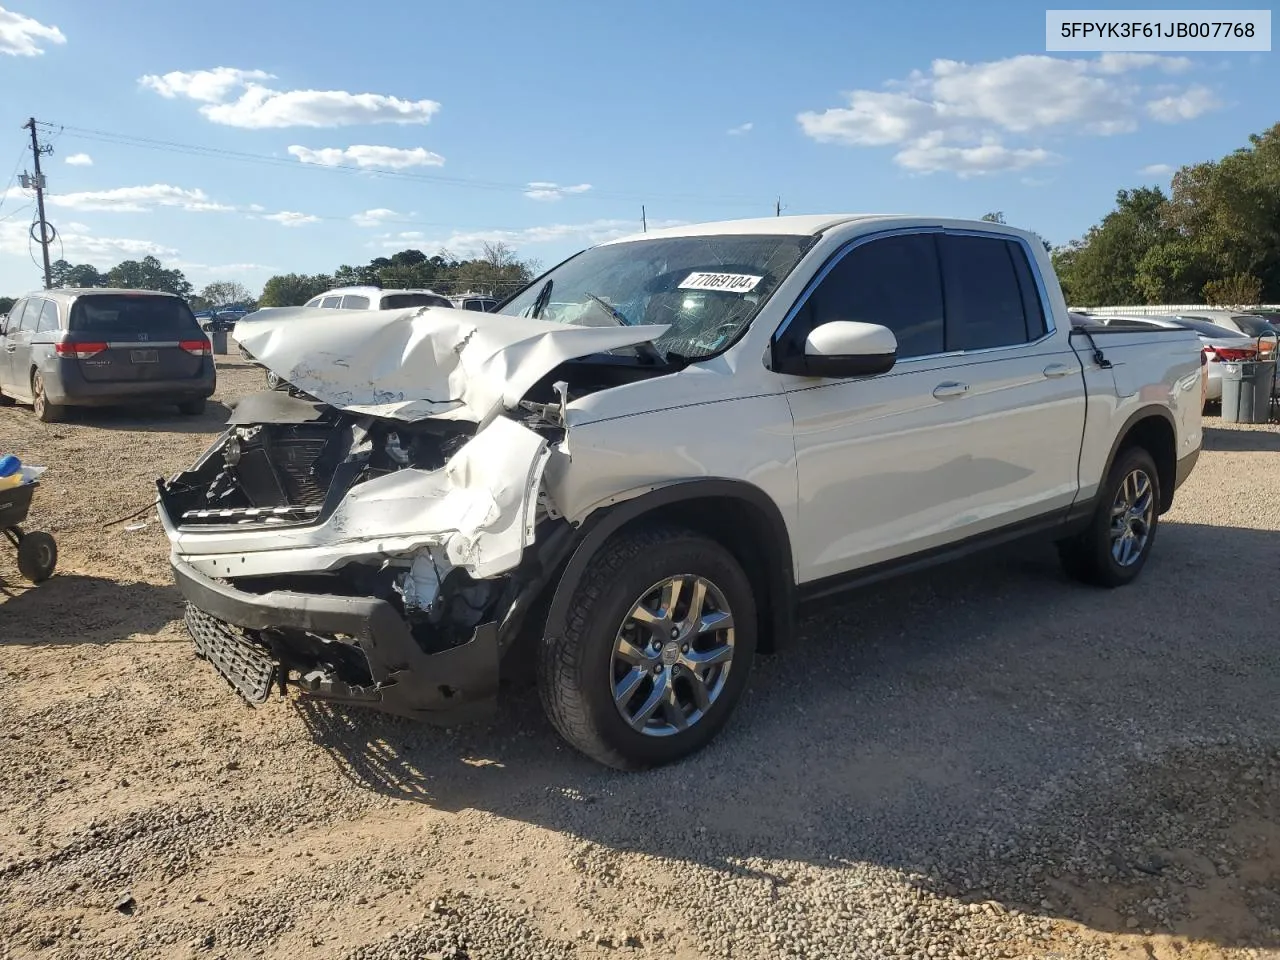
1103 406 1178 513
541 480 798 655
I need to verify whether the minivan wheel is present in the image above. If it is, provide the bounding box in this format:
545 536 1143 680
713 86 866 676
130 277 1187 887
31 371 64 423
1058 446 1161 588
537 525 757 770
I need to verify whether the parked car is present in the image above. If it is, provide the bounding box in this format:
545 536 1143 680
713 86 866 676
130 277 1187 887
158 215 1202 770
0 288 215 422
1164 309 1278 340
450 293 500 313
302 286 453 311
1088 314 1271 406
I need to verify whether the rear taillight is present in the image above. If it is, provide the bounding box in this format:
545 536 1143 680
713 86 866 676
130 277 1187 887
55 341 108 359
1213 347 1257 362
180 339 211 357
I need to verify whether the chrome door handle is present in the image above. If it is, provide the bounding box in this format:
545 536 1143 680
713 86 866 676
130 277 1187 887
1043 363 1076 379
3 345 15 353
932 381 969 400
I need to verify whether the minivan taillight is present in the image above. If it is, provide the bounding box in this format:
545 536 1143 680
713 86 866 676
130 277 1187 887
1212 347 1257 362
55 341 108 359
180 339 211 357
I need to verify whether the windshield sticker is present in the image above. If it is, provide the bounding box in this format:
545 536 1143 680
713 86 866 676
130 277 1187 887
678 272 763 293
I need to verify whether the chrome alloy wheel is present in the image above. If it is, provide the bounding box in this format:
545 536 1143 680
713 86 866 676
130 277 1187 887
1110 468 1155 567
610 574 736 737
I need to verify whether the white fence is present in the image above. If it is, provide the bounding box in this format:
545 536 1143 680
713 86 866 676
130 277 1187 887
1072 304 1280 315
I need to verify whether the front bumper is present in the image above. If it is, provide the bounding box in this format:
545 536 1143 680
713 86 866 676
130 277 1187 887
172 556 500 721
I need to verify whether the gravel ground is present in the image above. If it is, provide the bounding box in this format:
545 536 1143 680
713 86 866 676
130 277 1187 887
2 357 1278 960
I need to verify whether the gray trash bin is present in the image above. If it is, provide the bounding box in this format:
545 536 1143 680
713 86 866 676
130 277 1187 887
1220 359 1276 424
209 330 229 356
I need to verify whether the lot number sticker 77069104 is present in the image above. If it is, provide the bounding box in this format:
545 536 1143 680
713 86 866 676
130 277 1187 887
678 272 763 293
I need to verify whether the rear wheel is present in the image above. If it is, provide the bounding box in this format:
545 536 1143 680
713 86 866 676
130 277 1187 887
31 371 63 423
1058 446 1161 588
537 525 757 770
178 398 206 416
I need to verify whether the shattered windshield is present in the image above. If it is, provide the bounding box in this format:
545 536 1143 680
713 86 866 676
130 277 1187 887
497 234 816 360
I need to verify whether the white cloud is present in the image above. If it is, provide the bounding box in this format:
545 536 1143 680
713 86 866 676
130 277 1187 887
139 66 440 129
381 218 685 255
0 8 65 56
1146 86 1221 122
1139 163 1174 176
798 53 1219 176
64 153 93 167
351 208 400 227
1094 53 1192 74
523 182 593 201
248 203 266 212
895 138 1057 177
0 219 177 265
288 144 444 169
728 122 754 136
42 184 232 213
263 211 319 227
139 67 273 102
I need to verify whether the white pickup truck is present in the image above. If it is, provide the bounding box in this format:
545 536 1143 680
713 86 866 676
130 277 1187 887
157 215 1203 770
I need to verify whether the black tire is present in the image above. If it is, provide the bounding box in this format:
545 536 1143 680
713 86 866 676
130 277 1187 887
537 525 757 770
17 531 57 583
1058 446 1161 588
178 398 206 416
31 371 63 423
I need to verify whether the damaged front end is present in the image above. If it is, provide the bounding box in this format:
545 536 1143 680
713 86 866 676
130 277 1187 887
157 388 573 721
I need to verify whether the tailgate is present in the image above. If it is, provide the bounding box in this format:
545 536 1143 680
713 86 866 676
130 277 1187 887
67 294 208 383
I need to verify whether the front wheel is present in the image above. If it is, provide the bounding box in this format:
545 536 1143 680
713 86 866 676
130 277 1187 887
17 531 57 583
1058 447 1161 588
537 526 757 770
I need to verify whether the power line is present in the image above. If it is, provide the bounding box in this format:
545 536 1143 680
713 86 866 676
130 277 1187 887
38 121 766 208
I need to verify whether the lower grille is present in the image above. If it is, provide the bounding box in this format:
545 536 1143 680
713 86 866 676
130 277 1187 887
185 604 277 705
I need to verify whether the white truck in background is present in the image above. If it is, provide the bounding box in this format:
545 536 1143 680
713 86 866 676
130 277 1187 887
158 215 1203 770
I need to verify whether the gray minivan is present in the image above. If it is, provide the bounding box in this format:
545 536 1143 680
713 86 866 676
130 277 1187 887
0 288 216 422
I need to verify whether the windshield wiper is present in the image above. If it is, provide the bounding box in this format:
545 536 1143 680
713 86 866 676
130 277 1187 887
531 279 553 319
582 292 668 365
584 291 632 326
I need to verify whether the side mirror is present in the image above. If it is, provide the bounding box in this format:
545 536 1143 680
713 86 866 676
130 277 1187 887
776 320 897 378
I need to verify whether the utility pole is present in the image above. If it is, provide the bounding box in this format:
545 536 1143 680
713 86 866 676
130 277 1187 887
641 205 647 233
22 118 54 289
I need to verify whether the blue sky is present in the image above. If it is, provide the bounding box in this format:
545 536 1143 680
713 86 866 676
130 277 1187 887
0 0 1274 297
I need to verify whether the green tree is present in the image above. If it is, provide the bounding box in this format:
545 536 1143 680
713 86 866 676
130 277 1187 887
199 281 255 309
49 259 107 288
259 273 333 307
1165 122 1280 301
106 256 193 297
1203 273 1264 307
0 296 15 316
980 211 1006 223
1053 187 1172 305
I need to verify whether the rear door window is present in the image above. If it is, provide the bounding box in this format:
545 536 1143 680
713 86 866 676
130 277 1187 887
341 295 370 309
320 296 342 308
35 300 59 333
938 235 1037 351
69 295 202 339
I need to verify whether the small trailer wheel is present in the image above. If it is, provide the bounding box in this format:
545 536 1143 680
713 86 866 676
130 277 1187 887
17 531 57 583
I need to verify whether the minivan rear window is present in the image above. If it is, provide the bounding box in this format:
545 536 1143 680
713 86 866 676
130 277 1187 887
380 293 450 310
69 295 202 337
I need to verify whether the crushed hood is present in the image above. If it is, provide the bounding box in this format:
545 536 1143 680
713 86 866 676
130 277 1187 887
233 305 670 423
